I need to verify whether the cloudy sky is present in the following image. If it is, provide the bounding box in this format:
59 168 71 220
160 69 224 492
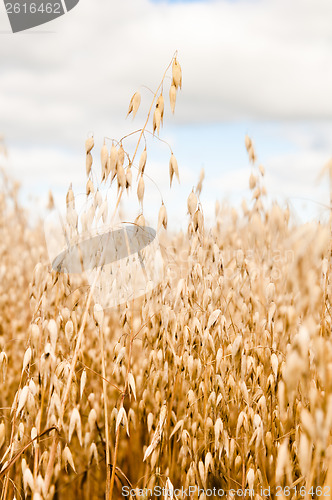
0 0 332 229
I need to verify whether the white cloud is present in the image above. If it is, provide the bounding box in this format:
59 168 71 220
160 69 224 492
1 0 332 148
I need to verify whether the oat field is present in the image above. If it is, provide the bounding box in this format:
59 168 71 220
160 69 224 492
1 55 332 500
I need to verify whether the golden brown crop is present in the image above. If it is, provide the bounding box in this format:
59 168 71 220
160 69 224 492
1 56 332 500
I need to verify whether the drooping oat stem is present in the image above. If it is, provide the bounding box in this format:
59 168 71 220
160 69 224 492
111 52 178 223
97 317 112 500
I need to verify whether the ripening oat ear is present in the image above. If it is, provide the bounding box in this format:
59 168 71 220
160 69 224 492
22 347 32 373
66 183 75 207
127 91 141 119
117 144 125 170
69 407 82 446
126 165 132 189
169 84 177 114
80 369 87 399
86 178 94 196
249 146 256 163
158 202 167 230
63 446 76 473
85 136 94 154
117 163 126 191
187 189 197 216
172 57 182 89
143 403 167 461
47 190 55 210
153 107 161 135
245 135 256 163
137 175 145 206
156 94 164 125
138 147 147 179
86 153 93 177
16 386 29 417
109 144 118 179
196 168 205 195
244 135 252 153
249 173 257 190
169 153 180 187
101 142 108 181
135 213 146 226
193 207 203 232
259 164 265 176
23 468 34 494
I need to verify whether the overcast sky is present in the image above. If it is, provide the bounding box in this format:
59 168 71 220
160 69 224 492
0 0 332 228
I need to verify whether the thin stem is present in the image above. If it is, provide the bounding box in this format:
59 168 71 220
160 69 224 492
99 321 111 500
144 129 173 153
77 362 122 393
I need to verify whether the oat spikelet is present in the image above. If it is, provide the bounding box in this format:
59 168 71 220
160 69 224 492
128 372 136 400
85 136 94 154
139 148 147 177
158 202 167 230
109 144 118 178
80 370 87 399
127 91 141 119
153 107 161 135
117 163 126 191
156 94 164 124
117 144 125 170
249 173 256 190
86 178 94 196
116 407 126 432
66 183 75 207
193 207 203 232
135 213 146 226
187 189 197 216
172 57 182 89
244 135 252 153
47 190 55 210
23 468 34 493
22 347 32 373
196 168 205 195
246 468 255 490
126 165 132 189
86 152 93 177
249 146 256 163
63 446 76 473
88 409 97 433
169 153 180 187
143 403 167 461
69 407 83 446
101 142 108 180
16 386 29 417
137 175 145 206
169 84 177 114
165 477 174 498
207 309 221 329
